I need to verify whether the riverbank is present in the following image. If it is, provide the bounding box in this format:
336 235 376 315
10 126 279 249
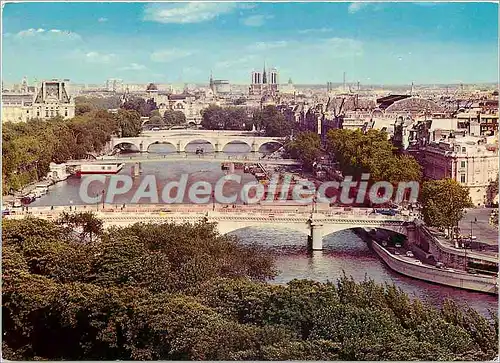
354 228 498 295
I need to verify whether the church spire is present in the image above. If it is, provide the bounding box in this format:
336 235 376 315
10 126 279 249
209 70 214 91
262 61 267 84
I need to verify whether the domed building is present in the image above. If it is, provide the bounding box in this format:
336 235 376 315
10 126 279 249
146 83 158 92
384 96 444 116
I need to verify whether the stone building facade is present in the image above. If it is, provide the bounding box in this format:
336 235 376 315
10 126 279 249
417 135 498 206
2 79 75 123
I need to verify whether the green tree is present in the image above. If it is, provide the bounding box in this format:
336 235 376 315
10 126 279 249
163 109 187 127
326 128 421 184
75 103 94 115
116 109 142 137
201 105 248 131
285 132 323 170
148 115 164 126
419 179 474 235
2 217 497 361
2 111 121 192
56 211 104 243
75 96 121 111
122 97 157 117
253 105 294 137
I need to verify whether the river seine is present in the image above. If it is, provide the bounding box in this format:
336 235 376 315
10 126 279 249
30 141 498 316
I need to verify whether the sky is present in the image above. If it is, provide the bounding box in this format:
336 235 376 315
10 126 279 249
2 1 499 85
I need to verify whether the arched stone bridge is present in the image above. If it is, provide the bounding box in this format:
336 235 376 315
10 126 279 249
110 133 283 153
8 206 416 250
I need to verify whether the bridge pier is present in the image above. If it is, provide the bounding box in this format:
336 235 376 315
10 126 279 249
176 142 184 153
251 142 258 153
132 162 142 176
309 223 324 251
214 142 220 153
105 141 113 154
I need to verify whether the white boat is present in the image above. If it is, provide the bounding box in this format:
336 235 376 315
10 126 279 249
76 163 124 177
371 240 498 295
34 185 49 196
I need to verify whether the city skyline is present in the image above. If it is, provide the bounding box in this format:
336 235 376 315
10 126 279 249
2 1 498 85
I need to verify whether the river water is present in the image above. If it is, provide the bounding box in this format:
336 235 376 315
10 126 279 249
30 142 498 316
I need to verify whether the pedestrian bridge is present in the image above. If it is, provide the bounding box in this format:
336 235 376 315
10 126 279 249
110 132 283 153
7 204 416 250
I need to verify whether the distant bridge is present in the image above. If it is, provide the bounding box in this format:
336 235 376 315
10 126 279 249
6 204 415 250
66 154 301 166
110 130 284 153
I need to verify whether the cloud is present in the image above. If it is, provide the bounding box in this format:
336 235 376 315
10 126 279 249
316 37 363 56
119 63 147 71
182 66 202 75
241 14 274 27
98 17 108 22
143 3 240 24
298 27 333 34
246 41 289 52
15 28 81 40
347 2 370 13
215 55 258 69
150 49 193 62
85 51 115 64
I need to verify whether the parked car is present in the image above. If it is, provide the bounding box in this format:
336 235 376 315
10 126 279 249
406 251 414 257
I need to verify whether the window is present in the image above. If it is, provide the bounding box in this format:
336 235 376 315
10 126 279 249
460 174 466 183
461 147 466 153
460 161 466 168
45 111 49 117
37 112 40 117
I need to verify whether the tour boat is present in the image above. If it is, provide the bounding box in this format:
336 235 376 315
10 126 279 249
75 163 124 177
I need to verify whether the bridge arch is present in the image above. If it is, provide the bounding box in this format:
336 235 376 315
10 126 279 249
219 140 252 153
146 140 177 153
257 140 283 153
215 219 310 235
113 141 141 153
183 139 216 153
322 224 408 238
